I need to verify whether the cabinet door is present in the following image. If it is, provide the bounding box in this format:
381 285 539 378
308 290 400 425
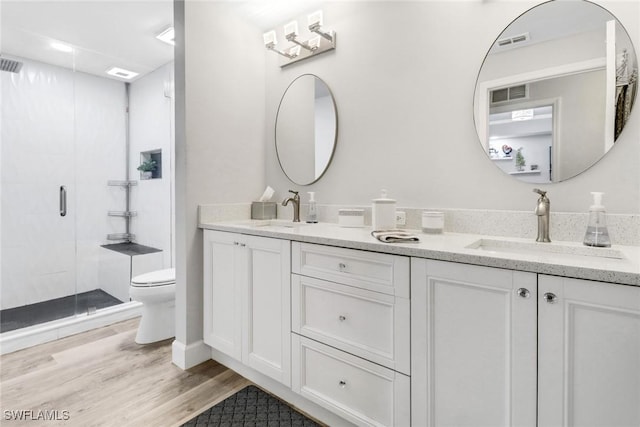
242 235 291 387
411 259 537 427
539 275 640 427
203 230 242 360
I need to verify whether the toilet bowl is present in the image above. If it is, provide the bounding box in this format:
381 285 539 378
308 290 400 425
129 268 175 344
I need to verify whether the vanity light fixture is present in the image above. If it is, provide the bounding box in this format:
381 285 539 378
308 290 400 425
263 30 298 59
512 109 534 121
263 10 336 67
308 10 333 42
284 21 316 52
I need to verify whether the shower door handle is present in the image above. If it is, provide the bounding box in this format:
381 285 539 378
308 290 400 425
60 185 67 217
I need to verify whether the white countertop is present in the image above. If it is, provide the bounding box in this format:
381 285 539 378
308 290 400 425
199 220 640 286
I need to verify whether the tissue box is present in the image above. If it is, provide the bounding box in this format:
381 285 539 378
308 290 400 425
251 202 277 220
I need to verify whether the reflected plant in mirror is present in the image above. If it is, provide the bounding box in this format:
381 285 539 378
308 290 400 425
474 0 637 184
275 74 338 185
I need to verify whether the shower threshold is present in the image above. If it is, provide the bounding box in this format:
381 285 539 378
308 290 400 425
0 289 123 333
0 300 142 355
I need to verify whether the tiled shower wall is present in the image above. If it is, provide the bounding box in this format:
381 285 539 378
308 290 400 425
1 57 127 310
129 62 174 269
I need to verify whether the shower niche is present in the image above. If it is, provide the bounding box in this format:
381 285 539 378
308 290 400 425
139 150 162 180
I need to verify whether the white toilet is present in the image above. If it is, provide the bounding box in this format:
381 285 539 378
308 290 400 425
129 268 176 344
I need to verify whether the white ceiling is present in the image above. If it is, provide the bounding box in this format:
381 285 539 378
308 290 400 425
0 0 328 82
2 0 612 82
1 0 174 82
490 1 615 54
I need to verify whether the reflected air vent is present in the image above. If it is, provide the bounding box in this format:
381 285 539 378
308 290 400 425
496 32 530 48
491 84 528 104
0 58 23 73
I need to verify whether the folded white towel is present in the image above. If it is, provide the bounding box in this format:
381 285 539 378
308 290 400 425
371 230 420 243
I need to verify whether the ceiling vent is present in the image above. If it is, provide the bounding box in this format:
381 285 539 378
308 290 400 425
491 84 528 104
496 32 530 48
0 58 23 73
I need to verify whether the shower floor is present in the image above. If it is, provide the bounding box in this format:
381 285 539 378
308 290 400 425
0 289 123 333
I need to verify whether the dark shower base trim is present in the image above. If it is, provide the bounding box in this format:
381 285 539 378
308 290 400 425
0 289 123 333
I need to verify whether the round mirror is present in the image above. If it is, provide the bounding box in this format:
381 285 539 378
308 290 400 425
275 74 338 185
474 1 637 183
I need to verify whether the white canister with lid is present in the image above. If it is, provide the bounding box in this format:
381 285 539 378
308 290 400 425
372 189 397 231
422 211 444 234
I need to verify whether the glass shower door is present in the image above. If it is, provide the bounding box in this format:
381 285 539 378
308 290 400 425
1 40 80 332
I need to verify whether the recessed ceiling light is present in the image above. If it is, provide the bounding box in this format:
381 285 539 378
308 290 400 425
51 41 73 53
156 27 175 46
106 67 139 80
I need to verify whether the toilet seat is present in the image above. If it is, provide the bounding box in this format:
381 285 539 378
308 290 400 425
131 268 175 287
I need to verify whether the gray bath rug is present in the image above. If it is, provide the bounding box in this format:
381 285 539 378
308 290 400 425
181 385 322 427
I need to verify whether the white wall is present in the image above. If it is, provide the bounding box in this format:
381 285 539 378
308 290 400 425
262 1 640 214
129 62 174 268
177 0 640 359
176 1 266 348
1 57 126 309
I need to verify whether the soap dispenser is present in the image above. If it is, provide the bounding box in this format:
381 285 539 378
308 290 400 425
306 192 318 223
583 192 611 247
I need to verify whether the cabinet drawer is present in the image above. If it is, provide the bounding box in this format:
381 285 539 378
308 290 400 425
292 275 410 375
292 335 410 427
292 242 409 297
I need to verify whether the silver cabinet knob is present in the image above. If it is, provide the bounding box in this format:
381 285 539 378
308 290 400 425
543 292 558 304
338 380 347 388
339 315 346 322
517 288 530 298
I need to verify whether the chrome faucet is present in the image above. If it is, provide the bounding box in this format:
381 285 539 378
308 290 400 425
533 188 551 242
282 190 300 222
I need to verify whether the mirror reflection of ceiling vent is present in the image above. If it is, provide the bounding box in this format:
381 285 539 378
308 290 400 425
491 84 528 104
496 32 530 48
0 58 23 73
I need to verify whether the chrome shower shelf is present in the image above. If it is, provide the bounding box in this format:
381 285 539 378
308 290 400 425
107 180 138 187
107 233 136 241
108 211 138 217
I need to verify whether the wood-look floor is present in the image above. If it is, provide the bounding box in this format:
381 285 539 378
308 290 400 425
0 318 251 426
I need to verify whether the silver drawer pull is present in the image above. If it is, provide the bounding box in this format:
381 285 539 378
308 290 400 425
517 288 530 299
338 262 347 271
544 292 558 304
338 315 346 322
338 380 347 388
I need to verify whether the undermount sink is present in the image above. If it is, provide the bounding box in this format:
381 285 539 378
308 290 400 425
466 238 625 260
250 219 311 228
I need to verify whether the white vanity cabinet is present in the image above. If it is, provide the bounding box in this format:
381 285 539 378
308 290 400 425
538 275 640 427
412 259 640 427
291 242 411 427
203 229 291 387
411 259 538 427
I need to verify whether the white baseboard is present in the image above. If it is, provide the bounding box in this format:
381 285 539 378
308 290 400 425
0 302 142 355
171 339 211 369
